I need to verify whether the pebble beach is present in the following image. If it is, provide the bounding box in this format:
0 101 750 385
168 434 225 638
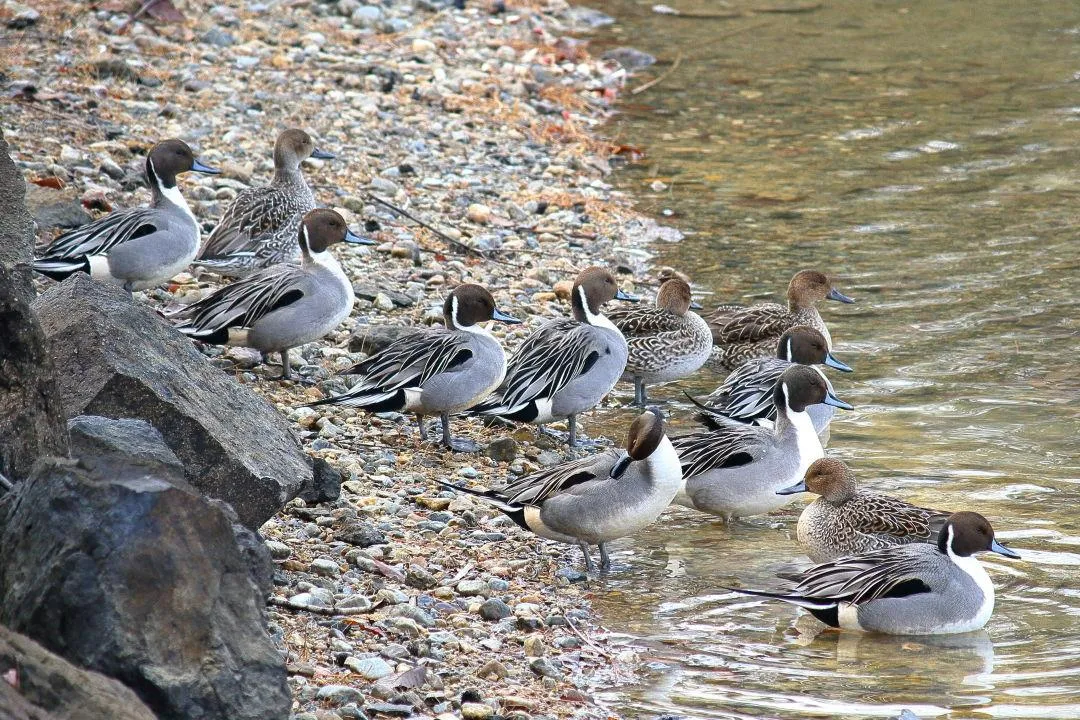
2 0 684 716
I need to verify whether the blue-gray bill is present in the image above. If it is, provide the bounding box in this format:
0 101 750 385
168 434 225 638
991 539 1021 559
192 159 220 174
776 479 807 496
343 228 377 245
823 352 853 372
822 390 854 410
827 288 855 303
311 147 336 160
615 289 640 302
492 308 522 324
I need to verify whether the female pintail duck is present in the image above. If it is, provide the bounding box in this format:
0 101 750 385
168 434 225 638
777 458 952 563
307 284 520 452
672 364 853 521
195 129 334 276
33 139 219 291
438 409 681 573
472 267 637 448
171 209 373 380
690 325 852 434
729 511 1020 635
607 277 711 406
707 270 854 372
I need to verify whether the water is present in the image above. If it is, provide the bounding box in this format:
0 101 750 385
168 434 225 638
579 0 1080 716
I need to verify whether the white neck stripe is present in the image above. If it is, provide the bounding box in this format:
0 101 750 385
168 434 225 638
451 295 462 329
786 337 794 361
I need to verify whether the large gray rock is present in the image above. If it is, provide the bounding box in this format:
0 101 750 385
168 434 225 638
0 623 156 720
0 265 68 482
0 682 55 720
0 127 35 305
32 273 314 528
23 185 91 233
0 457 290 720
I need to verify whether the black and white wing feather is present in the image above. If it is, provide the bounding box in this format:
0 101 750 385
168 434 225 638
170 264 304 338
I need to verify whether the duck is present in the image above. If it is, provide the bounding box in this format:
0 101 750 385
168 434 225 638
728 511 1020 635
306 283 521 452
690 325 852 434
607 276 712 406
706 269 854 372
471 267 637 448
437 409 681 573
777 458 952 563
194 129 334 276
32 139 219 291
170 209 374 381
672 364 853 521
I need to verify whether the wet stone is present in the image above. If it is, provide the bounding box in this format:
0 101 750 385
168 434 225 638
483 437 518 462
528 658 563 680
479 598 512 621
316 685 365 704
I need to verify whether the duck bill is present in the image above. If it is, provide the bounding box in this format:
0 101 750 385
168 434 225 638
990 539 1020 559
492 308 522 324
827 288 855 304
776 479 807 496
608 454 633 480
822 391 854 410
191 159 220 175
823 352 853 373
615 289 640 302
343 229 376 245
689 300 704 310
310 148 336 160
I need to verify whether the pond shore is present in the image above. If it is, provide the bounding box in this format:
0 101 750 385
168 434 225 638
4 0 684 717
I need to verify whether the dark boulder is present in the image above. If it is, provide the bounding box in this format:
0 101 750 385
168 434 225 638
0 623 156 720
23 185 92 233
349 323 418 354
68 414 187 485
0 457 290 720
0 265 68 483
0 127 35 305
32 273 314 528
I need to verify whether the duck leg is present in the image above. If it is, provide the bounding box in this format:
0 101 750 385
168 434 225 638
416 413 428 442
440 412 481 453
567 415 607 449
578 542 597 574
598 543 612 572
280 348 292 380
633 377 648 407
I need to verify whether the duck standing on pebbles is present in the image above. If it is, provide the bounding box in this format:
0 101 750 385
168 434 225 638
195 129 334 276
33 139 219 292
608 276 711 406
171 209 373 380
439 409 682 573
728 511 1020 635
690 325 852 434
707 270 854 372
672 365 853 521
777 458 952 563
307 284 521 452
472 267 637 448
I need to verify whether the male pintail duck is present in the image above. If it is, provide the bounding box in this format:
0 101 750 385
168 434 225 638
438 409 681 573
729 511 1020 635
707 270 854 372
690 325 852 434
777 458 952 563
672 365 853 521
33 139 219 291
171 209 373 380
607 277 711 406
471 267 637 448
307 284 520 452
195 129 334 276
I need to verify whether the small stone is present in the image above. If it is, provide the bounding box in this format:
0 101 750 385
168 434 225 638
265 540 291 560
405 566 438 589
337 595 373 611
364 704 412 717
5 0 39 27
391 605 435 627
411 38 436 53
466 203 491 224
339 523 386 547
289 588 333 608
457 466 480 479
310 558 341 577
536 450 563 467
455 579 488 597
600 46 657 71
373 293 395 312
555 567 588 583
316 684 365 704
345 655 393 680
553 280 574 300
201 27 236 47
350 4 382 27
476 659 508 679
416 496 451 511
523 635 544 657
461 702 493 720
369 176 399 196
483 438 517 463
528 658 563 680
479 598 512 621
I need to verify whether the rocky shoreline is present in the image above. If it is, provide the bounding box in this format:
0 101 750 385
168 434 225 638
2 0 682 717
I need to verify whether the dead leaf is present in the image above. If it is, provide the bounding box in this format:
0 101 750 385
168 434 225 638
32 176 66 190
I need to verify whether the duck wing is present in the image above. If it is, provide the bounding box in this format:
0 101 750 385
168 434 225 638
713 302 790 344
850 493 953 542
343 329 472 392
608 305 680 336
791 544 935 604
671 425 766 480
36 207 163 260
500 449 620 506
199 185 298 258
170 264 304 337
477 319 605 412
702 357 787 423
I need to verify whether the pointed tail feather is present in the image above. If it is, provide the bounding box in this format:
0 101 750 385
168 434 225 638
723 585 839 611
304 388 405 411
32 258 88 281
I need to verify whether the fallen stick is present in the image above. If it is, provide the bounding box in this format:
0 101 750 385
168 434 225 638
631 53 683 95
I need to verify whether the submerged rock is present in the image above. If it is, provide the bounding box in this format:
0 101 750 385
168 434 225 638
32 274 314 528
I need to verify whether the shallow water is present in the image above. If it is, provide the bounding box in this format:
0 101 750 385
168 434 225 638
580 0 1080 717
